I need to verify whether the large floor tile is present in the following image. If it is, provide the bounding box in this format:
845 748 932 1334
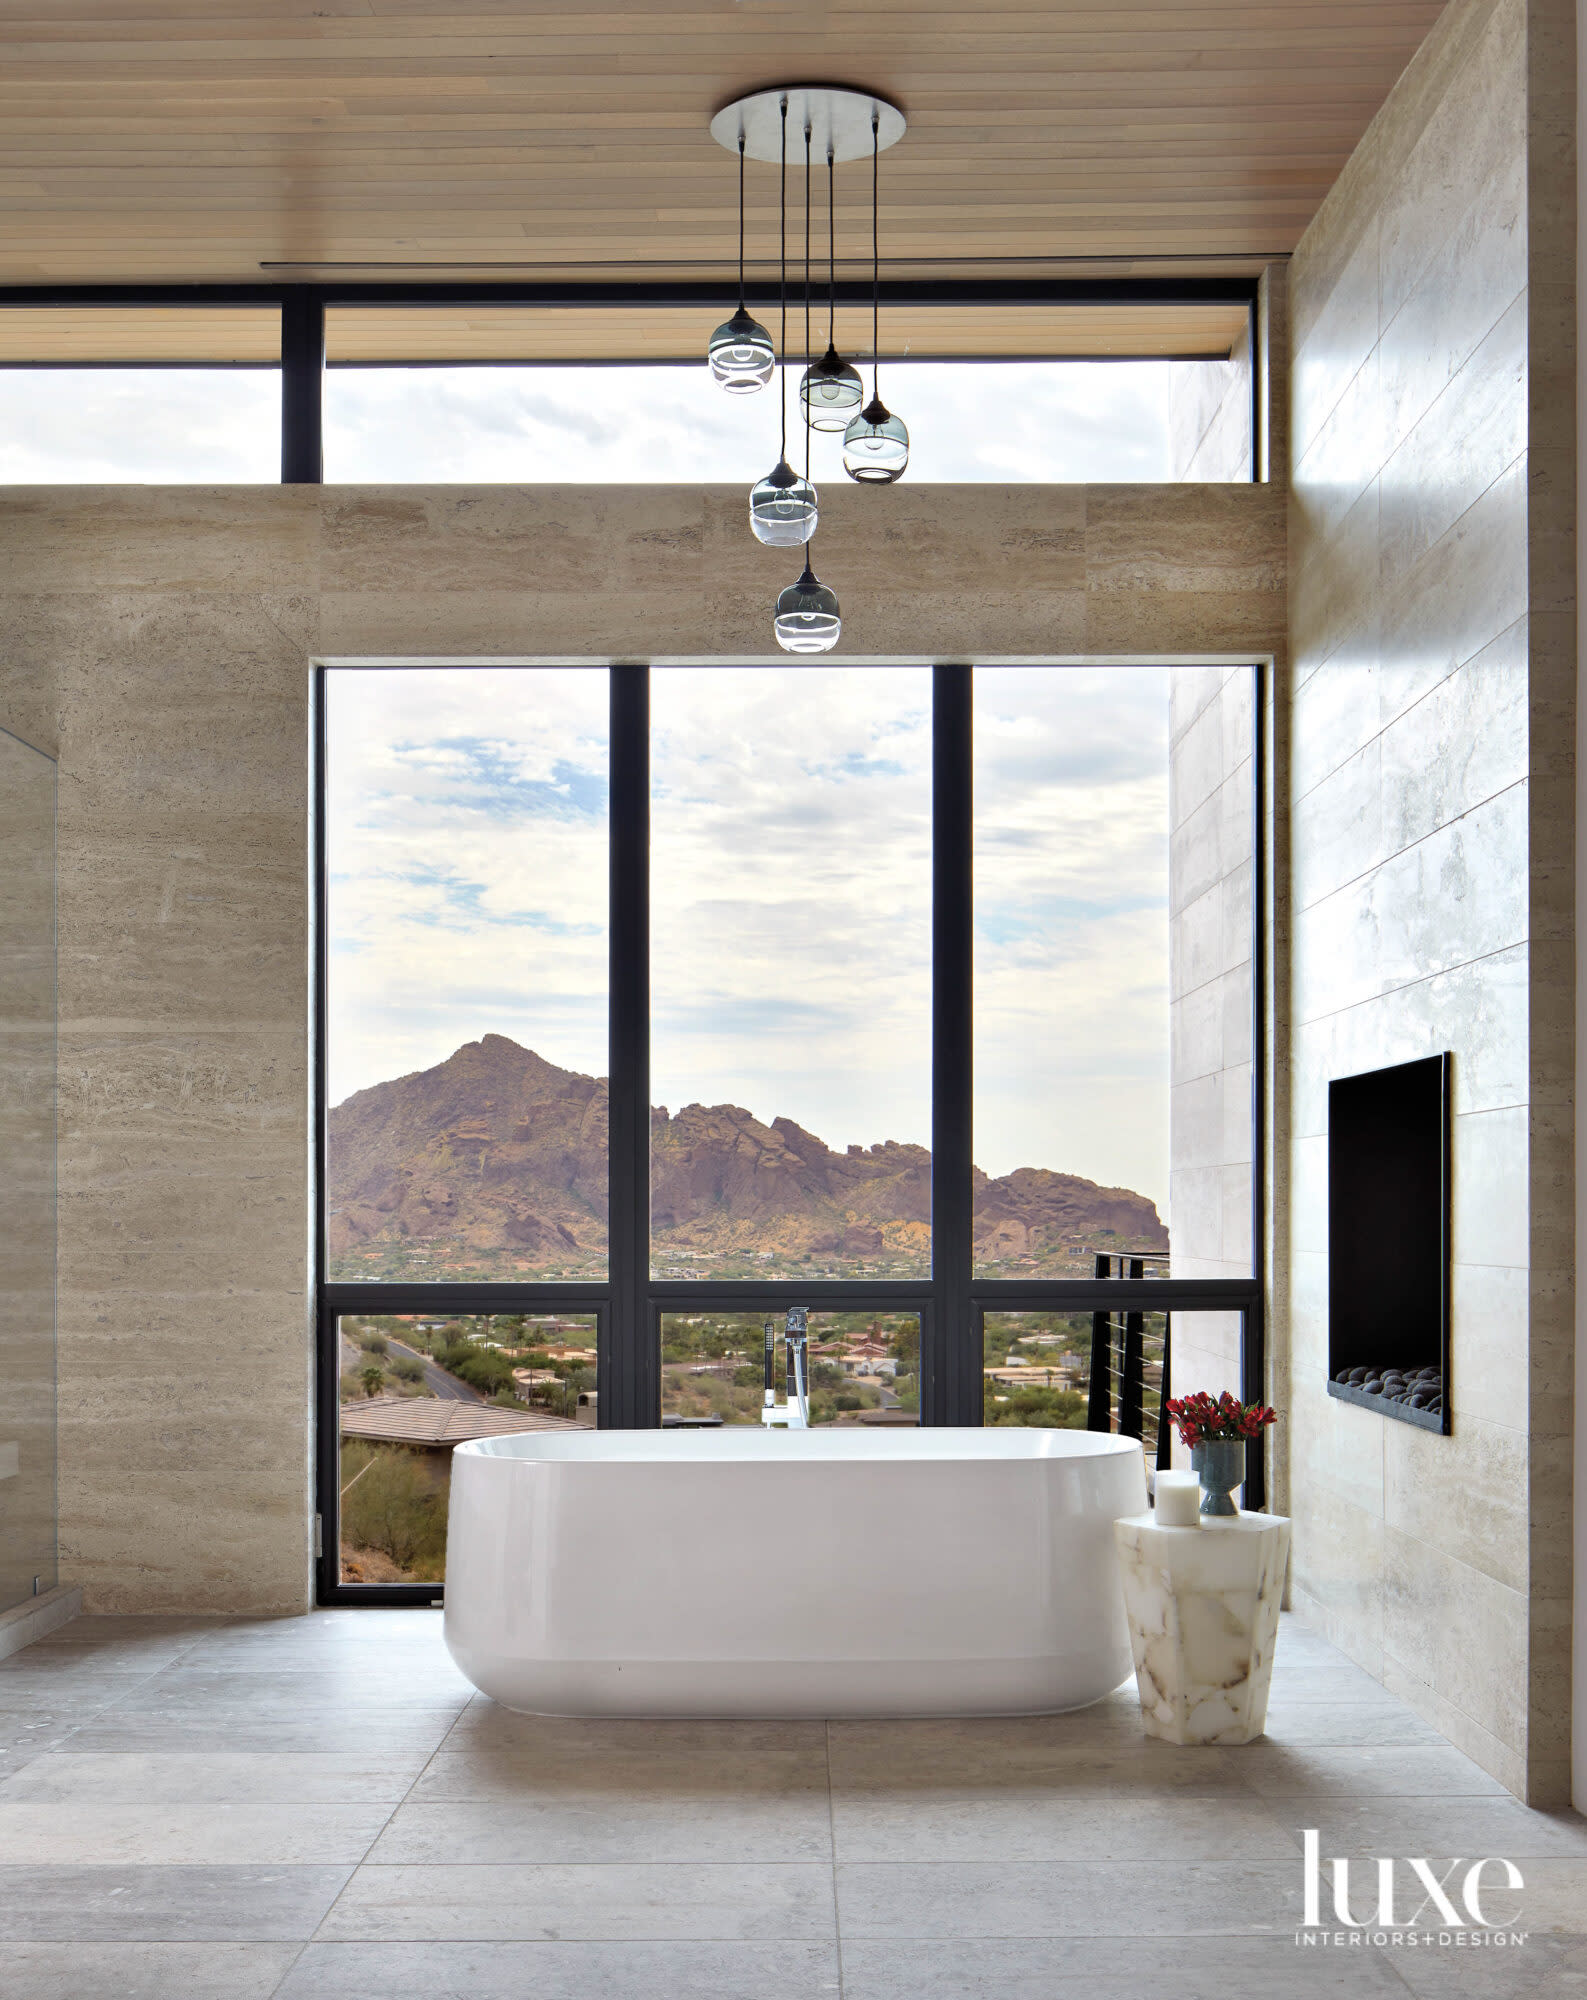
1233 1743 1509 1799
0 1800 395 1865
95 1666 469 1713
839 1935 1415 1998
1301 1797 1587 1861
834 1858 1304 1937
56 1714 460 1756
826 1721 1247 1792
315 1861 838 1942
442 1709 824 1760
410 1738 825 1803
1260 1701 1450 1748
0 1941 299 1999
274 1938 843 1998
368 1791 832 1865
1390 1931 1587 1996
0 1750 432 1805
829 1788 1293 1864
0 1864 352 1942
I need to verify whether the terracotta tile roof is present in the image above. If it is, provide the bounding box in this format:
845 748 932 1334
339 1395 581 1447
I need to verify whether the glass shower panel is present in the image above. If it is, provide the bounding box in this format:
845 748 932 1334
0 726 57 1612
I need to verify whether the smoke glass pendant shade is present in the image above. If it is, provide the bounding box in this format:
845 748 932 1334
842 394 910 482
773 560 842 653
800 343 865 430
749 458 818 546
708 304 776 393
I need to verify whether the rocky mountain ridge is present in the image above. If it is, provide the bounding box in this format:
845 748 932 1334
328 1034 1167 1279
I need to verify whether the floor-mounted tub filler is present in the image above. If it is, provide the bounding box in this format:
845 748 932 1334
444 1426 1148 1717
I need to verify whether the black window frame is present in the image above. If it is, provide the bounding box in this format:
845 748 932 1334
313 657 1265 1604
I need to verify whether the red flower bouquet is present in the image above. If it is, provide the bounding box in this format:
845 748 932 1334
1162 1389 1276 1450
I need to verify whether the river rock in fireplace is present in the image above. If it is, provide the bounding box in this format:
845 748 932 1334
1332 1364 1443 1415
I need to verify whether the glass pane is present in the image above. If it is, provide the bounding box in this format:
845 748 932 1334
972 666 1254 1280
323 360 1191 482
0 369 279 480
982 1310 1092 1429
337 1312 597 1585
325 667 609 1281
0 729 56 1612
661 1311 920 1427
650 667 931 1279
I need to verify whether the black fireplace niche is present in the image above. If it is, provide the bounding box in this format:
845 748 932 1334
1326 1052 1451 1435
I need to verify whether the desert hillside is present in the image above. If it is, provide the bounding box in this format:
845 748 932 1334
328 1034 1166 1280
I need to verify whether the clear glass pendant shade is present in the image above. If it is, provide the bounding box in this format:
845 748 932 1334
800 344 865 430
749 459 818 546
708 305 776 393
773 561 842 654
842 395 910 482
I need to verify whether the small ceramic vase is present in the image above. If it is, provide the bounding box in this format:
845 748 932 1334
1191 1436 1246 1517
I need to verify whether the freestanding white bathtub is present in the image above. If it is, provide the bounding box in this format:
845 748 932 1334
444 1426 1146 1717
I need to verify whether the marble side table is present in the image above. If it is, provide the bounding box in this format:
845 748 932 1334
1113 1509 1291 1745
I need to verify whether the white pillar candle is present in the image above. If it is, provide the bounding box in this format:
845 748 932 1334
1153 1470 1202 1528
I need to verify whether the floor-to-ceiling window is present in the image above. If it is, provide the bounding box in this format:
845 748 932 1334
317 660 1262 1601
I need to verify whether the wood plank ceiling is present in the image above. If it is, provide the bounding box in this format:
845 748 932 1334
0 1 1449 287
0 300 1253 363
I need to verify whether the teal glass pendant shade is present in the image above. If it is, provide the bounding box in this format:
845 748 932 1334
801 343 864 430
842 395 909 482
750 459 818 546
709 304 776 393
773 561 842 653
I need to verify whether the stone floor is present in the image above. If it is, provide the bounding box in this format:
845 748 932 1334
0 1609 1581 1998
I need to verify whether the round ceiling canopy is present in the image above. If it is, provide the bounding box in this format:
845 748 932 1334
709 84 906 166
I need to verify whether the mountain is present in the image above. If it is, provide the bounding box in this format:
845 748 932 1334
327 1034 1167 1280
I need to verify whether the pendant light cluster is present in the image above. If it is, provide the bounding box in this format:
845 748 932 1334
706 85 909 654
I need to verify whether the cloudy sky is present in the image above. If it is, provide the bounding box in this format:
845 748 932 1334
0 358 1175 483
328 663 1174 1212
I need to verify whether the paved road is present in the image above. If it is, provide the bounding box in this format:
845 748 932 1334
341 1332 486 1405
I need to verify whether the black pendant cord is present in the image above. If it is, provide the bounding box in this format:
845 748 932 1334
827 146 837 349
778 97 788 463
803 120 813 481
871 109 881 400
737 131 747 306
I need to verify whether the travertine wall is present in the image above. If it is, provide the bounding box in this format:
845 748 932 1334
1168 319 1254 483
0 478 1285 1615
1288 0 1575 1804
1166 665 1255 1421
1165 267 1292 1474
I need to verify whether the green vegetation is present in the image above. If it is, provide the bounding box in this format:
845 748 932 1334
359 1363 385 1398
986 1385 1088 1428
661 1312 918 1425
339 1440 448 1581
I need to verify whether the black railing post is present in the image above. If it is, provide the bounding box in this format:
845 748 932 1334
1155 1311 1174 1470
605 663 655 1426
1087 1252 1113 1430
280 289 324 483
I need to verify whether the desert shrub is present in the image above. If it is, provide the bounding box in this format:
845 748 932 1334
358 1330 388 1356
389 1355 425 1385
339 1442 448 1577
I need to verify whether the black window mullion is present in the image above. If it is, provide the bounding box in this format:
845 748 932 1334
280 288 324 483
928 662 978 1423
606 661 655 1425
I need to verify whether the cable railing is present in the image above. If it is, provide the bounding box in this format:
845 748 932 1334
1085 1250 1173 1470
